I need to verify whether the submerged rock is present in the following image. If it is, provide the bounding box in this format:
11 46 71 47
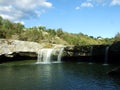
108 67 120 76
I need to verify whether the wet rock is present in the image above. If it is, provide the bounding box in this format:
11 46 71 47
108 67 120 76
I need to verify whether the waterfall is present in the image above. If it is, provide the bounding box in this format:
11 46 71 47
89 46 93 64
37 48 53 64
104 46 109 65
57 47 64 62
36 47 64 64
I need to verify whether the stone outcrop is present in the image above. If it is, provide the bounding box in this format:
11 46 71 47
62 44 120 64
62 45 92 62
0 39 43 55
109 41 120 63
0 39 43 62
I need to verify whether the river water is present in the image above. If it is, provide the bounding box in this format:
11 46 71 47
0 60 120 90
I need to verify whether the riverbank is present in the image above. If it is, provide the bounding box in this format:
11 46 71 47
0 39 65 63
0 39 120 64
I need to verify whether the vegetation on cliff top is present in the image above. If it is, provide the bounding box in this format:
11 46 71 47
0 16 119 45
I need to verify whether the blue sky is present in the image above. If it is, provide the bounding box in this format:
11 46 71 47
0 0 120 38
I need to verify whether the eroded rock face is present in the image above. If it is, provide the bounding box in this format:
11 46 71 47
63 45 91 57
62 45 92 62
109 41 120 63
0 39 43 62
0 39 42 55
110 41 120 53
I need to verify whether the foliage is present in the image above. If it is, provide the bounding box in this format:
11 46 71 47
114 32 120 42
0 16 115 45
0 16 24 39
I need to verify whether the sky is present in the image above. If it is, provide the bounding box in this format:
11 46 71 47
0 0 120 38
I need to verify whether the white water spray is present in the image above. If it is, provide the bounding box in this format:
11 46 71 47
36 47 64 64
89 46 93 64
57 47 64 63
37 48 53 64
103 46 110 65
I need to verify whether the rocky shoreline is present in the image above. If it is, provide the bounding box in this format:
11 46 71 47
0 39 120 76
1 39 120 64
0 39 65 63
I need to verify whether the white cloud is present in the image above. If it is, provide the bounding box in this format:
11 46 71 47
94 0 106 4
42 2 53 8
75 0 115 10
111 0 120 5
87 0 92 2
75 1 93 10
75 6 80 10
86 0 120 6
0 0 53 21
81 2 94 7
15 21 25 25
0 5 24 21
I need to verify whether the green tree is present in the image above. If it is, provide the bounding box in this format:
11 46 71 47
38 26 46 31
0 29 6 38
47 29 56 36
56 28 63 38
14 23 24 34
0 16 3 26
2 19 12 30
114 32 120 42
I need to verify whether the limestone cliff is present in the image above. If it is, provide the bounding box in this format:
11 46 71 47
0 39 43 62
0 39 43 55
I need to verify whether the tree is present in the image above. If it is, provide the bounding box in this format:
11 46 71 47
38 26 46 31
0 29 6 38
15 23 24 33
114 32 120 42
0 16 3 26
2 19 12 30
56 28 63 38
47 29 56 38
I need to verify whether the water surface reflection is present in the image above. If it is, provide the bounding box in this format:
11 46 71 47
0 61 120 90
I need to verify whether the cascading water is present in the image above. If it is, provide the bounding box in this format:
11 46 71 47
36 47 64 64
57 47 64 63
89 46 93 64
103 46 110 65
37 48 53 64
